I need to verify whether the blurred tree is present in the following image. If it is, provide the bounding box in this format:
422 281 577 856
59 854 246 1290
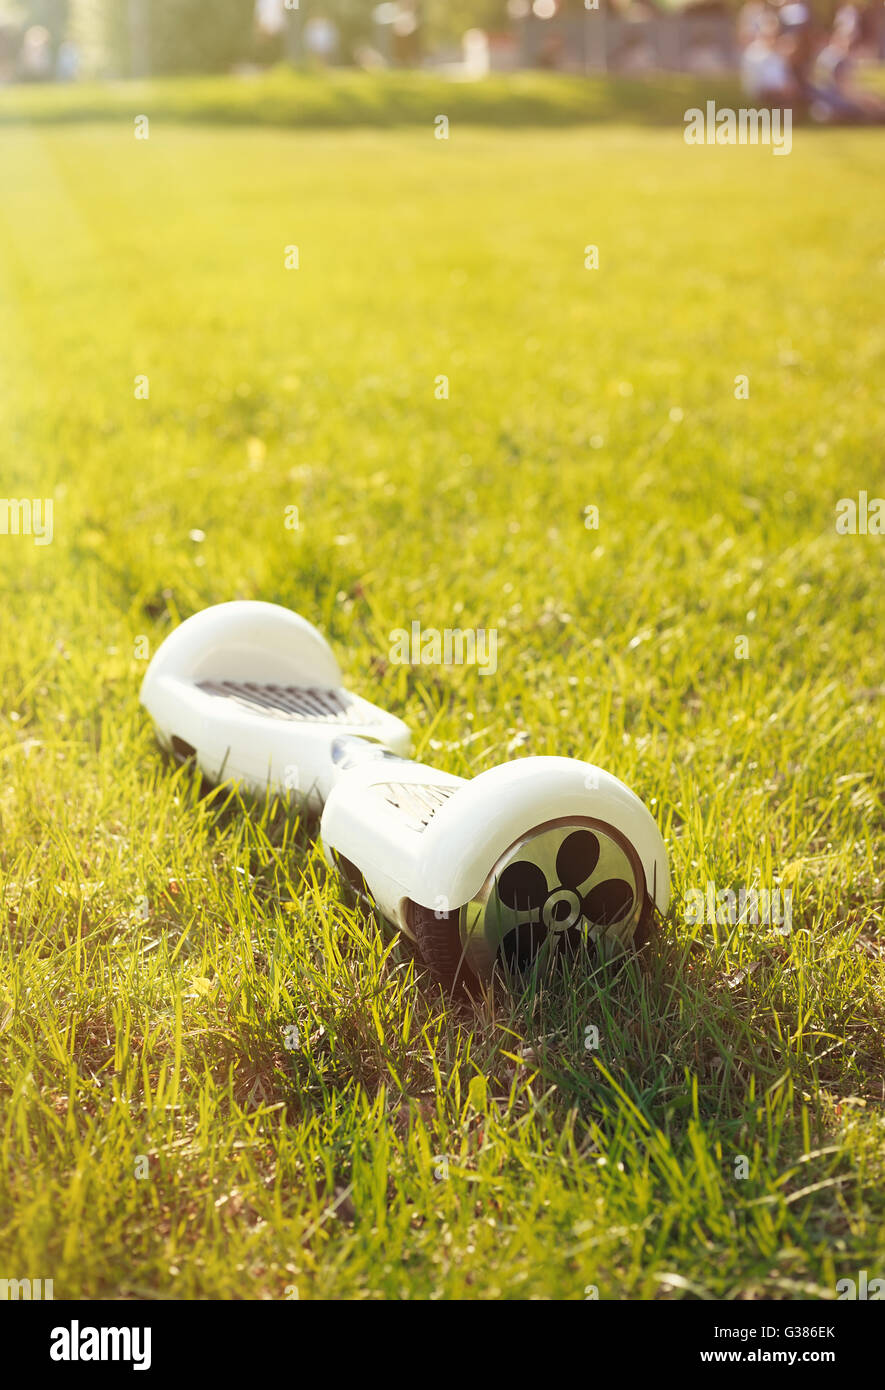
23 0 69 40
283 1 513 64
146 0 255 74
0 0 68 57
306 0 375 58
422 0 510 43
62 0 857 77
67 0 128 75
67 0 254 75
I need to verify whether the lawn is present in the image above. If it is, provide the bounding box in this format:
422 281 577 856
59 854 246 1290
0 74 883 1301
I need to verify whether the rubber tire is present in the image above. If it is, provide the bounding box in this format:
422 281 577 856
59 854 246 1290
412 881 656 993
632 891 656 951
409 905 479 996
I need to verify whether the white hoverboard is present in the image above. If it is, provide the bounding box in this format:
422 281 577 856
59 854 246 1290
140 601 670 989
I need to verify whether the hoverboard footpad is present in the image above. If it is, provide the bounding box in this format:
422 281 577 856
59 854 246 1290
196 679 389 727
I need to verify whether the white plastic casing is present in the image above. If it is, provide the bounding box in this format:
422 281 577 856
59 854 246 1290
139 600 411 810
140 601 671 961
320 756 670 940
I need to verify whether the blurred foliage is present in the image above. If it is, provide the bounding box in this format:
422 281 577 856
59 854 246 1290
0 66 751 127
67 0 254 76
55 0 862 78
147 0 255 75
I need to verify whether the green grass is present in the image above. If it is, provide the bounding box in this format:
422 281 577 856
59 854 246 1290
0 66 746 128
0 89 883 1300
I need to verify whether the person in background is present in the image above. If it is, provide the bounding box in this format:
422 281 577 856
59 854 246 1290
740 12 798 104
774 0 817 99
18 23 52 81
833 0 880 57
812 26 885 120
833 1 863 45
737 0 772 46
56 38 79 81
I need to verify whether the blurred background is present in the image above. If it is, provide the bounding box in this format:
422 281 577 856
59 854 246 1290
1 0 882 89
